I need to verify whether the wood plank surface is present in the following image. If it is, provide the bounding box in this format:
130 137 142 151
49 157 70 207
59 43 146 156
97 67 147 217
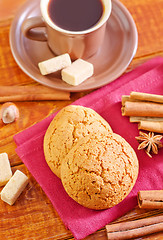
0 0 163 239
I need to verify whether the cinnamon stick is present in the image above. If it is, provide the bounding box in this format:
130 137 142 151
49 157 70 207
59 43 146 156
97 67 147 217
122 101 163 117
121 95 141 106
138 190 163 209
0 86 70 102
130 116 163 122
106 215 163 240
138 121 163 133
121 95 129 105
130 92 163 103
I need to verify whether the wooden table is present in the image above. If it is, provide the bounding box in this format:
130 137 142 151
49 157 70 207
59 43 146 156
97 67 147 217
0 0 163 239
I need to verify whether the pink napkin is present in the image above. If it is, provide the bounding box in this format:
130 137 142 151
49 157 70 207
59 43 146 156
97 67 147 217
14 57 163 240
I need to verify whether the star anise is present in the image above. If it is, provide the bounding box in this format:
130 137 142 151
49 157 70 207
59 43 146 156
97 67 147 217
135 131 163 158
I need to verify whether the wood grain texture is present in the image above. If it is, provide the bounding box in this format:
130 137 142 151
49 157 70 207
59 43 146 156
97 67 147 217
121 0 163 57
0 0 163 239
0 0 26 21
0 165 72 240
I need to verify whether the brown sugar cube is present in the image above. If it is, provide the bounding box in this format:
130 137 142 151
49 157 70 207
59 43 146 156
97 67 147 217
38 53 71 75
61 59 94 86
0 153 12 187
0 170 29 205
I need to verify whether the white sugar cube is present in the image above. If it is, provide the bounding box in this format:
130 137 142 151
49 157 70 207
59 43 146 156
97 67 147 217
61 59 94 86
38 53 71 75
1 170 29 205
0 153 12 187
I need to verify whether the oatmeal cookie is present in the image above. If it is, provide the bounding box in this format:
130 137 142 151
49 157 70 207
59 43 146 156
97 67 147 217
44 105 112 178
61 132 139 210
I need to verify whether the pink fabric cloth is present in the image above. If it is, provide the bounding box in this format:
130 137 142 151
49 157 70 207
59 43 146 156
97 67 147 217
14 57 163 240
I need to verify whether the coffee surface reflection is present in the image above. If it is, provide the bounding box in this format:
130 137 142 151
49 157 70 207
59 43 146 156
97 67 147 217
48 0 104 31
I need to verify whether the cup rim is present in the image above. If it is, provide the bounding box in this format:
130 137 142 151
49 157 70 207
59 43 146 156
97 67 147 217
40 0 112 35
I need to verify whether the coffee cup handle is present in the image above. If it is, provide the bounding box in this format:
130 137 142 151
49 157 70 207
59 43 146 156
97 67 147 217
21 16 47 41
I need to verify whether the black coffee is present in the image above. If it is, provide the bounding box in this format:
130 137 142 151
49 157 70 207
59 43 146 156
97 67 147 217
48 0 104 31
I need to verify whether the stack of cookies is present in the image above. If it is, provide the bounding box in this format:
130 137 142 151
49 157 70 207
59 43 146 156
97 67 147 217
44 105 139 210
